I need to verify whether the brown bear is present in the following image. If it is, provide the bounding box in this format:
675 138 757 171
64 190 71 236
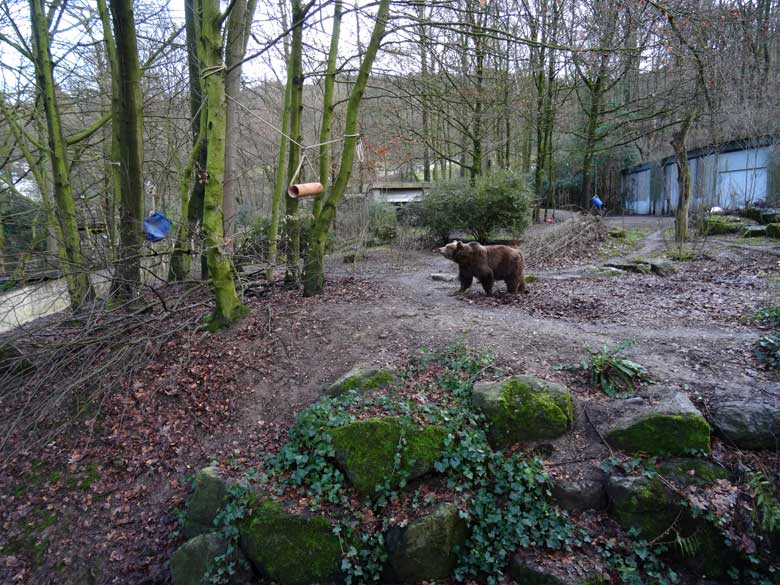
437 240 527 295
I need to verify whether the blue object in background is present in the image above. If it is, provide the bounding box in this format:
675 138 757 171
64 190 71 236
591 195 603 208
143 211 172 242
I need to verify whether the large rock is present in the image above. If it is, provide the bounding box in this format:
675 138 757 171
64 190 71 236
551 476 607 513
743 225 767 238
710 398 780 450
604 261 651 274
182 467 228 539
510 552 606 584
604 391 711 456
171 533 253 585
327 418 446 496
606 475 738 576
471 376 574 447
325 367 396 397
384 503 467 582
703 214 750 235
239 500 341 585
656 458 728 487
648 259 676 277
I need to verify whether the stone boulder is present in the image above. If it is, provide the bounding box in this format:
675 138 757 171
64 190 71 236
171 533 253 585
703 214 750 235
608 227 626 239
431 273 456 282
551 475 607 513
710 397 780 450
182 467 228 539
384 503 467 582
743 225 767 238
603 391 711 456
325 367 396 397
239 500 341 585
510 552 606 584
767 223 780 239
648 259 676 277
656 458 728 487
327 418 446 496
471 376 574 447
603 259 675 277
604 261 651 274
606 475 739 576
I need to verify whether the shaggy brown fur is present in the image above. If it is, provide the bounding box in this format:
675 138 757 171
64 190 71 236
438 241 527 295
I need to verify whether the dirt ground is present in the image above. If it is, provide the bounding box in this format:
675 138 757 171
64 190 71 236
2 215 779 584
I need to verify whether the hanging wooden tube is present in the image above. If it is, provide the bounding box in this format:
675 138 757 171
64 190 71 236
287 182 324 198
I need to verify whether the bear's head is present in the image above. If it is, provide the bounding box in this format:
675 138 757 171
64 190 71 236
437 241 463 260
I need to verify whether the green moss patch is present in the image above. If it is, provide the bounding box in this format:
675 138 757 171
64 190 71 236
656 458 728 487
327 417 446 495
326 367 396 397
607 413 711 456
239 499 341 584
702 215 749 235
472 376 573 447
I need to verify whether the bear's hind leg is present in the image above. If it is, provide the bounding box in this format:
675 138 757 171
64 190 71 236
505 276 519 294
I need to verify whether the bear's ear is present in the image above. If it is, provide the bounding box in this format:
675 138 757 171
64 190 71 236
456 241 463 249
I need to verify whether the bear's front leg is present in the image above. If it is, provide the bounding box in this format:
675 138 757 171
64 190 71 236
457 272 473 293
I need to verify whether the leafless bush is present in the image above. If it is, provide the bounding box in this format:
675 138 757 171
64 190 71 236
0 277 210 458
522 215 608 268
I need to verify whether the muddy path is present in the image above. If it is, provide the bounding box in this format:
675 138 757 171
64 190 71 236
236 224 775 431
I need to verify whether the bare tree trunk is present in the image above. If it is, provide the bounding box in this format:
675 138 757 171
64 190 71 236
224 0 258 251
303 0 391 296
672 112 696 243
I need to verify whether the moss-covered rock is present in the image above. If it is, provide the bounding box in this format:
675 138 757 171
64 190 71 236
648 259 676 277
325 367 396 397
744 225 767 238
182 467 228 539
766 223 780 239
608 227 627 239
703 214 749 235
384 503 468 582
171 533 253 585
606 475 739 576
471 376 574 447
656 458 728 487
760 208 780 224
604 392 711 456
239 500 341 584
327 418 446 496
604 261 652 274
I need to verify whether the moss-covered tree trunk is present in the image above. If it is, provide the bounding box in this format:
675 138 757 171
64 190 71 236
198 0 245 327
29 0 92 309
265 11 293 281
284 0 307 285
312 0 343 219
170 0 206 281
302 0 390 296
224 0 258 250
107 0 145 299
672 112 696 243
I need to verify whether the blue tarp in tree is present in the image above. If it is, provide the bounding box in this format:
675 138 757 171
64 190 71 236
143 211 172 242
